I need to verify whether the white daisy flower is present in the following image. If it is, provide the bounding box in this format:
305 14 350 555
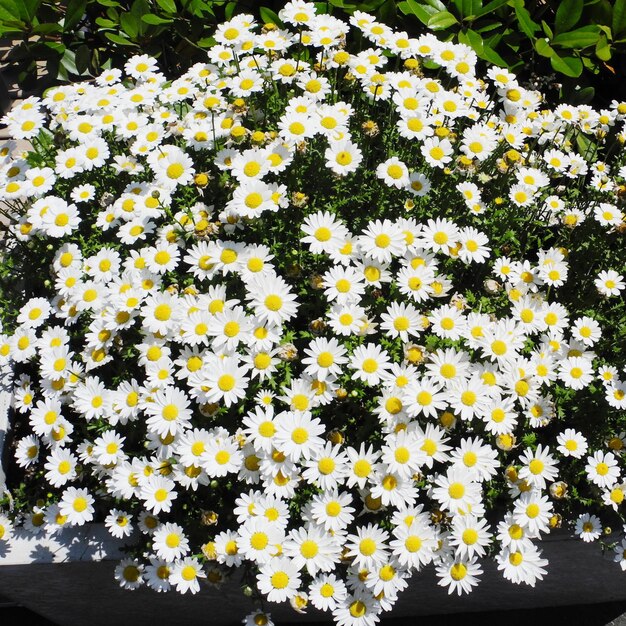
274 410 325 462
436 555 483 595
350 343 391 386
495 539 549 588
586 450 620 489
376 157 410 188
58 487 95 526
170 557 205 594
325 139 363 176
246 274 299 325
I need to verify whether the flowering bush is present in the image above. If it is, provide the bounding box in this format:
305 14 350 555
1 2 626 624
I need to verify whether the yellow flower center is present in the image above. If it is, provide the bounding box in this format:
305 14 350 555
448 482 465 499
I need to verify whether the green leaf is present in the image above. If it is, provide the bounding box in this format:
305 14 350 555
475 0 508 17
398 0 436 24
479 41 508 65
181 0 212 14
427 10 459 30
512 1 539 39
119 12 139 38
131 0 149 19
614 0 626 37
550 52 583 77
196 36 216 47
259 6 283 26
458 27 484 53
0 0 23 22
377 0 397 23
95 17 117 28
74 43 90 74
141 12 171 24
475 20 502 33
575 130 597 159
453 0 480 19
155 0 176 13
423 0 446 11
555 0 583 34
104 31 138 46
225 1 237 19
535 37 555 58
541 19 553 40
570 86 595 105
63 0 87 30
421 58 440 70
552 25 600 49
20 0 42 21
59 48 78 75
595 33 612 60
31 22 62 34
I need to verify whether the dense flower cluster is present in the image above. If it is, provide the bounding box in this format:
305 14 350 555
1 1 626 624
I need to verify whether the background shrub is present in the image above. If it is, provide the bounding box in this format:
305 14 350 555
1 0 626 106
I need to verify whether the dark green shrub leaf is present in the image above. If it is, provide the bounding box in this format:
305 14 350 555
31 22 62 34
259 6 283 26
141 13 172 24
155 0 176 14
555 0 583 34
458 28 484 53
63 0 86 30
475 20 502 33
427 10 459 30
595 33 612 60
541 19 553 39
479 41 508 65
119 12 139 38
401 0 438 23
550 52 583 76
475 0 508 17
552 25 600 49
59 48 78 76
512 0 539 39
614 0 626 37
43 40 64 54
570 86 595 104
21 0 42 22
225 1 238 19
377 0 397 23
535 38 555 58
423 0 446 11
95 17 117 28
104 31 139 45
197 36 216 47
74 43 91 74
0 0 24 23
452 0 480 20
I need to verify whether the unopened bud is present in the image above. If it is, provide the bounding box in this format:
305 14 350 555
549 481 568 499
484 279 501 294
194 173 209 187
496 433 517 451
309 274 324 289
309 318 326 334
549 514 562 529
